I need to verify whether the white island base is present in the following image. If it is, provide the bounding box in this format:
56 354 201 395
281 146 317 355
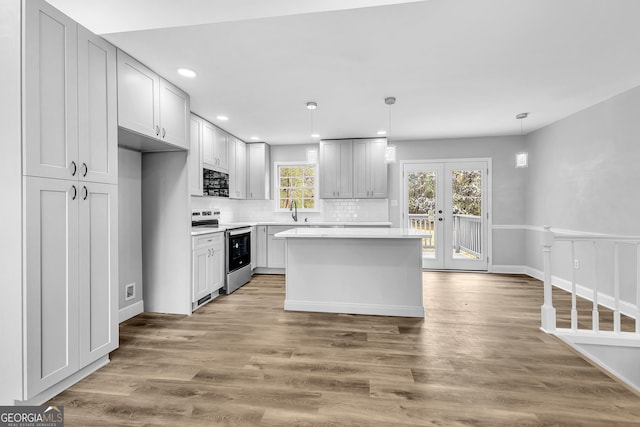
276 228 425 318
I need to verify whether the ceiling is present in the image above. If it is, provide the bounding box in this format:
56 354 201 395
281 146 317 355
50 0 640 145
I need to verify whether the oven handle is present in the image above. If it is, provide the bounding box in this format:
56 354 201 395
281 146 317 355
227 227 252 236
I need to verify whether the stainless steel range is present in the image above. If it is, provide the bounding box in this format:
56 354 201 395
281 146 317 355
191 209 252 295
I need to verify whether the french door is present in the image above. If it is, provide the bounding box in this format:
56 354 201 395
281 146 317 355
404 160 489 270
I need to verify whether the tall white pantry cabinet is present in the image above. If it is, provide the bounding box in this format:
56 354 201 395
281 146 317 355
2 0 119 404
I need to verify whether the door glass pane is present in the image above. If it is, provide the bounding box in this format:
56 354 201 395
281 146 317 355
407 171 436 260
450 169 483 260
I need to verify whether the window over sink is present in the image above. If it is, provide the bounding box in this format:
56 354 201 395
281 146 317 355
275 162 318 210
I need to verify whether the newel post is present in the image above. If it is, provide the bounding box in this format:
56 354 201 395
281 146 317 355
541 226 556 332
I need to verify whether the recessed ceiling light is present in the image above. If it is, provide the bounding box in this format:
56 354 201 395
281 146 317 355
177 68 196 78
377 130 387 135
251 136 259 140
306 102 317 110
311 133 320 138
216 115 229 121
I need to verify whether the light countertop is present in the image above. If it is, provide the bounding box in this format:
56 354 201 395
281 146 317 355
274 227 428 239
254 221 392 227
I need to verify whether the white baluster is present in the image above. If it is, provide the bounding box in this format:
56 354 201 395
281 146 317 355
614 242 621 333
541 226 556 332
636 243 640 334
571 240 578 331
592 241 599 332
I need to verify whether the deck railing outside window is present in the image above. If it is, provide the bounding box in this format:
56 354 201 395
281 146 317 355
408 213 481 255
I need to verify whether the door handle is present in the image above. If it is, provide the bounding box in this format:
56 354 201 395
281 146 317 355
71 161 77 176
82 162 88 177
438 218 443 221
438 210 443 214
82 186 88 200
162 128 166 138
71 185 77 200
155 125 160 136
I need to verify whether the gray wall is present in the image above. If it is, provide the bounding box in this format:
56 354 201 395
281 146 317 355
389 136 527 266
118 148 143 310
524 85 640 303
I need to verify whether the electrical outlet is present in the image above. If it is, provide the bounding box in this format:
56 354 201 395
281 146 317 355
574 259 580 269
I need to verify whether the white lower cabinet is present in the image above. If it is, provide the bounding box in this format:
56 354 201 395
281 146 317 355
266 226 308 269
256 226 267 268
192 233 224 310
24 176 118 399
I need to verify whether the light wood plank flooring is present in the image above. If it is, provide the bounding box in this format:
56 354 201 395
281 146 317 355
49 273 640 426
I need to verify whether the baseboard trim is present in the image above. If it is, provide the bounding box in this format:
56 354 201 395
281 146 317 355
491 265 527 274
285 300 425 318
119 300 144 323
525 267 637 320
16 356 109 406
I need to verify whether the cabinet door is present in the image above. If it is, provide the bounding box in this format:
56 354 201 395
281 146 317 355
202 120 216 168
23 0 78 181
159 78 190 150
211 239 225 292
267 233 286 269
24 176 79 399
188 115 203 196
213 127 229 171
78 182 118 367
192 247 209 303
116 49 160 139
78 26 118 184
247 143 270 200
320 140 352 198
368 139 388 198
352 140 369 198
256 225 267 268
230 137 246 199
250 226 256 270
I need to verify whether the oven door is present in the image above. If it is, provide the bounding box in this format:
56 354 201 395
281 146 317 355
227 229 251 273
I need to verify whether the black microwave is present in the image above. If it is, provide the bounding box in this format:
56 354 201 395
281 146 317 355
203 168 229 197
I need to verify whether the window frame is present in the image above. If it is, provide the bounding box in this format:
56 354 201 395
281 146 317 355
273 161 320 212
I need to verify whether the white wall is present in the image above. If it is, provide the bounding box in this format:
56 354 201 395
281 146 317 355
118 148 143 310
388 136 527 267
0 0 24 404
524 85 640 305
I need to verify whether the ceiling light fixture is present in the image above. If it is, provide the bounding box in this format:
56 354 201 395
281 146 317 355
515 112 529 168
307 101 319 164
251 136 259 141
216 115 229 121
384 97 397 164
377 130 387 135
177 68 197 78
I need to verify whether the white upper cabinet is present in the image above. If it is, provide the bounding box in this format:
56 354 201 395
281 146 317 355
213 127 229 171
247 142 271 200
319 139 353 198
23 1 78 181
116 50 190 150
229 136 246 199
77 26 118 184
353 138 388 198
188 114 203 196
116 50 159 140
201 120 228 172
159 78 189 150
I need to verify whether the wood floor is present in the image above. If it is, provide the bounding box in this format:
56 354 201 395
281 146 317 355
49 273 640 426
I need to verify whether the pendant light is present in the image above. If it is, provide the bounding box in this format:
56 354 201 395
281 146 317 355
306 101 319 164
384 97 397 164
515 112 528 168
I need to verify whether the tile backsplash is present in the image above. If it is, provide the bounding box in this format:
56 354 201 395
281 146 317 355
190 197 389 223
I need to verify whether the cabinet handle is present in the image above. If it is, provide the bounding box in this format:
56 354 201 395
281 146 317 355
162 128 166 138
71 161 77 176
71 185 77 200
82 162 88 177
82 186 88 200
155 125 160 136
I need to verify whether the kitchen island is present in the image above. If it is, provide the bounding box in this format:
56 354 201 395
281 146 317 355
274 227 426 317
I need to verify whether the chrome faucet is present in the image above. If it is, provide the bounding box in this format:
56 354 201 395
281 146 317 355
290 200 298 222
